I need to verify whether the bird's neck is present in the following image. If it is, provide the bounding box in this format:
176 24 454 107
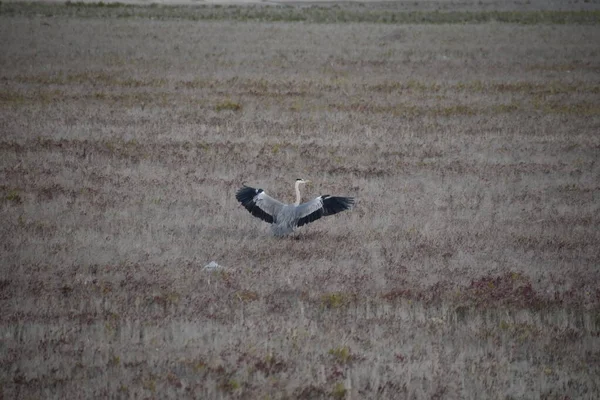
294 182 301 205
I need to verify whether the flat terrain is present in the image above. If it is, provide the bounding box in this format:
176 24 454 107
1 2 600 399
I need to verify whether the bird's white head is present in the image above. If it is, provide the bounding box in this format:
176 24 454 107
295 178 310 185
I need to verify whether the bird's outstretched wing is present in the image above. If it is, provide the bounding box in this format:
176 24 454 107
235 186 285 224
295 195 354 227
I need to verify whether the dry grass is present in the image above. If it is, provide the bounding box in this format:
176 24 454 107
1 2 600 399
2 1 600 24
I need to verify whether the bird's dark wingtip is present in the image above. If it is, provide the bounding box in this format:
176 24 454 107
322 196 354 215
235 186 274 224
236 186 260 206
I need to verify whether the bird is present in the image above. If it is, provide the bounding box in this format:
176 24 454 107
235 179 354 237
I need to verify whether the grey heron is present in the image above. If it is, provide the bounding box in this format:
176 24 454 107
236 179 354 236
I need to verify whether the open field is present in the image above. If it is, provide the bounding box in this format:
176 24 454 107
1 2 600 398
2 0 600 23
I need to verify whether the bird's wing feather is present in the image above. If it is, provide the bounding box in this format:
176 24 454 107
236 186 285 224
296 195 354 227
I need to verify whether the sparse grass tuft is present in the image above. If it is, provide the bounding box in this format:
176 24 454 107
438 104 476 117
108 355 120 367
215 99 242 112
143 378 156 393
320 292 354 309
219 378 240 393
5 190 22 204
328 346 352 364
493 102 520 113
0 90 27 105
166 372 182 388
331 382 347 399
236 290 259 303
253 353 287 376
193 361 207 372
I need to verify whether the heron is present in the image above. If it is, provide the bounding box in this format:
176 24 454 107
235 179 354 236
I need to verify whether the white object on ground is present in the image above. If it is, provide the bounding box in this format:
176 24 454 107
203 261 222 271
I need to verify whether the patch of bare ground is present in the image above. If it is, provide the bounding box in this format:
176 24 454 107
1 6 600 399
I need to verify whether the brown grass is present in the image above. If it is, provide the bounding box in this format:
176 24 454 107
1 4 599 399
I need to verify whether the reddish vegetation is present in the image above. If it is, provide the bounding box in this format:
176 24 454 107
466 273 542 307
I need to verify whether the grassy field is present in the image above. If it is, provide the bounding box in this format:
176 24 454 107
2 1 600 23
1 1 600 398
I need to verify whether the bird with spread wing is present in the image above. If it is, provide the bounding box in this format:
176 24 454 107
236 179 354 236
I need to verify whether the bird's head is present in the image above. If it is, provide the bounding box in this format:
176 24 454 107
295 178 310 185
